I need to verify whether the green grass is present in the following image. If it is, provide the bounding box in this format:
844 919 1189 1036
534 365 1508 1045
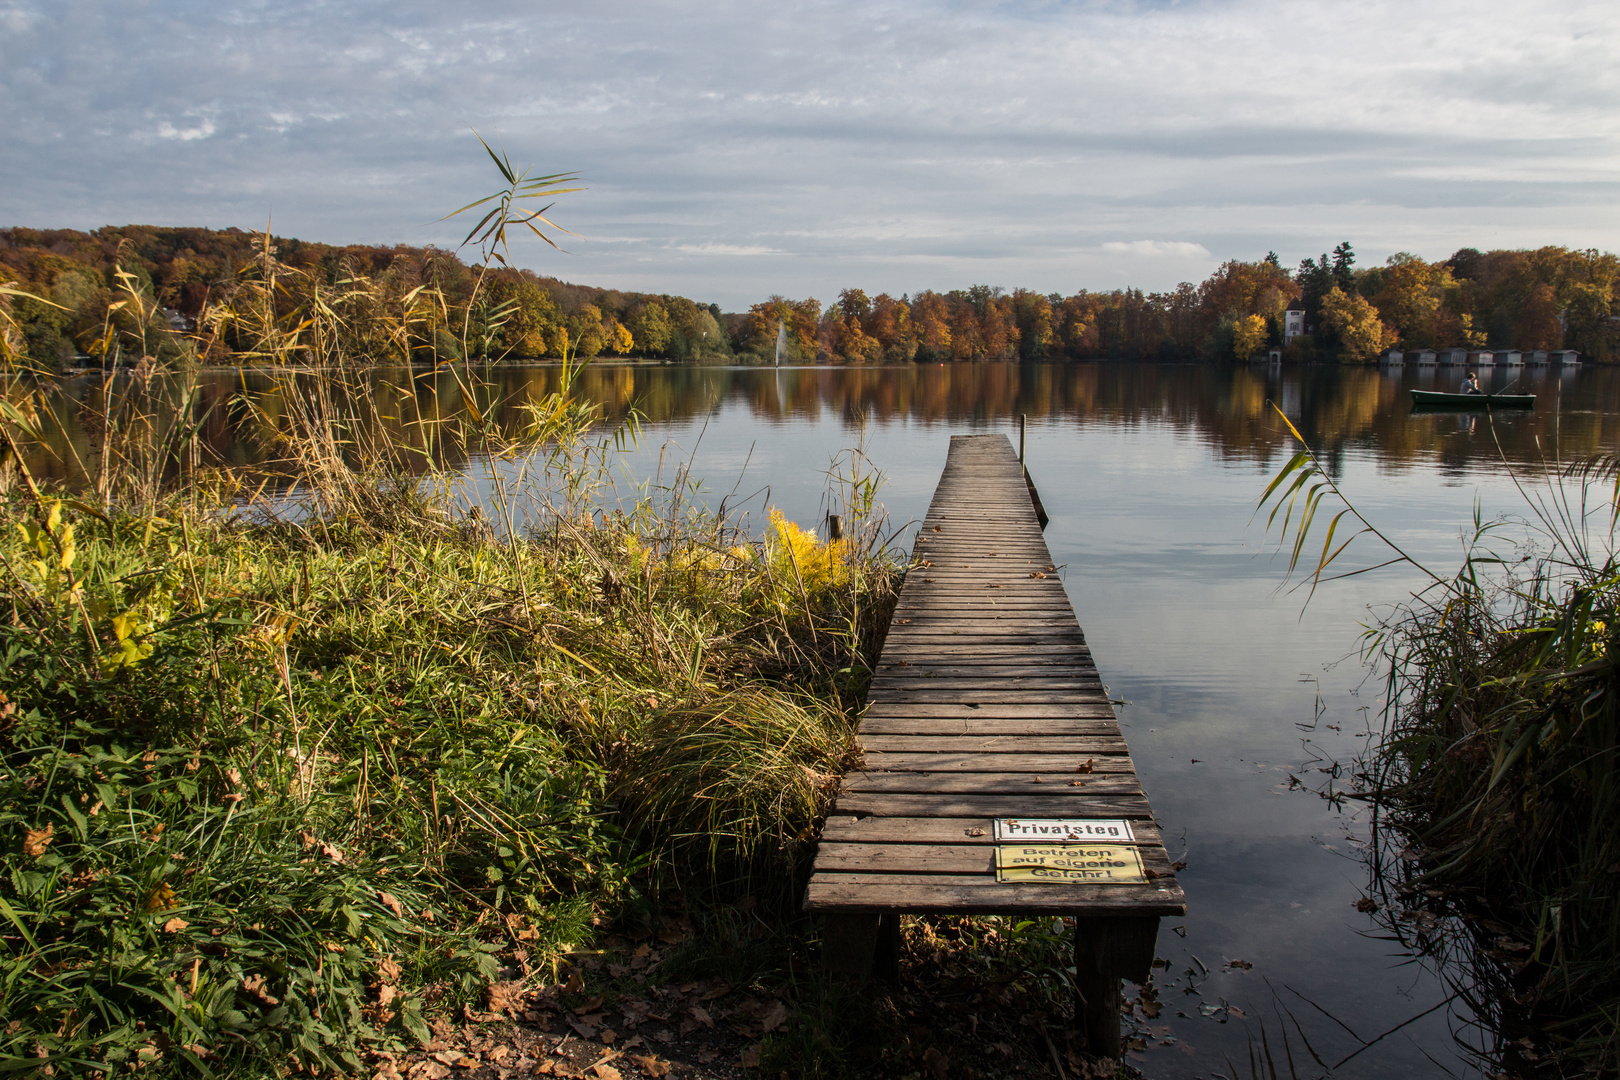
0 475 899 1076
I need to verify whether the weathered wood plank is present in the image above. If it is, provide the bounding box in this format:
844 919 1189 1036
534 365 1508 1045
861 752 1135 773
818 815 1163 847
861 703 1117 717
804 880 1186 916
812 843 1179 876
831 793 1156 817
856 718 1121 735
858 735 1129 753
842 772 1142 795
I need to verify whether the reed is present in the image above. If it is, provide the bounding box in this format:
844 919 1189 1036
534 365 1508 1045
1260 405 1620 1076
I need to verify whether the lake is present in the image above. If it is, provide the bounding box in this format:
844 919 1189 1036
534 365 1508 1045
37 359 1620 1077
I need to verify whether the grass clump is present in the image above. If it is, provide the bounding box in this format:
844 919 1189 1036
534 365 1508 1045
0 467 898 1076
1368 548 1620 1075
1261 406 1620 1075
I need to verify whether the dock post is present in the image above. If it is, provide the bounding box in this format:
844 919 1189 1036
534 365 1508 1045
822 914 880 977
1019 413 1026 462
1072 917 1161 1058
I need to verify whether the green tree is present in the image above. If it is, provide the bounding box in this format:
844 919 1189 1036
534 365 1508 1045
630 301 672 356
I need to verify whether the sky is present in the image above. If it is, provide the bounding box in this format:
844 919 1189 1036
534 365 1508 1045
3 0 1619 310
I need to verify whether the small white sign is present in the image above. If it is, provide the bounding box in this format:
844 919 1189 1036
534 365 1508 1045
993 818 1136 843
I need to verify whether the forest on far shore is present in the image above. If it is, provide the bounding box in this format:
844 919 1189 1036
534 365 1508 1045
2 225 1617 367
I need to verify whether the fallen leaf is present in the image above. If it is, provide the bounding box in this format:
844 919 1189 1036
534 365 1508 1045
22 824 53 857
1074 759 1095 774
577 994 605 1013
1226 959 1253 970
423 1064 451 1080
740 1045 762 1069
162 917 189 933
1227 1005 1247 1019
922 1046 949 1080
688 1005 713 1029
241 974 279 1006
590 1066 621 1080
379 958 403 982
487 981 525 1015
759 1000 787 1034
431 1052 464 1066
1171 859 1189 871
700 983 731 1001
378 891 406 918
630 1054 670 1077
598 1028 617 1046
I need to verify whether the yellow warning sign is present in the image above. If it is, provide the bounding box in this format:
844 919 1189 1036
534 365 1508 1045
994 844 1147 884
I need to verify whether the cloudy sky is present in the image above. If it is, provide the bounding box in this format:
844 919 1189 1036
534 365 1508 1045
3 0 1618 309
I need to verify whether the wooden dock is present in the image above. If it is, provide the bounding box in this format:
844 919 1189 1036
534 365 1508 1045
804 433 1186 1056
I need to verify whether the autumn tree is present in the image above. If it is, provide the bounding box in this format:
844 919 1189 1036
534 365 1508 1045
1319 286 1392 362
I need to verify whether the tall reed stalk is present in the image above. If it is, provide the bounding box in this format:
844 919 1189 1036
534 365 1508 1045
1260 404 1620 1076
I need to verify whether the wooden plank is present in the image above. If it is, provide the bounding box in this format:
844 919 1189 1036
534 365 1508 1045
812 843 1180 876
831 793 1155 817
818 815 1163 847
861 703 1117 717
842 772 1142 795
804 880 1185 916
856 719 1120 735
858 735 1129 753
867 691 1112 704
861 752 1135 773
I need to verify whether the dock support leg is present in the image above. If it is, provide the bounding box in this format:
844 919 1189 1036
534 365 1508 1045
822 914 880 978
822 913 903 983
1072 917 1161 1058
874 912 901 985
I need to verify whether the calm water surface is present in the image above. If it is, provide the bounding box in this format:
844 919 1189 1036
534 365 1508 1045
44 361 1620 1077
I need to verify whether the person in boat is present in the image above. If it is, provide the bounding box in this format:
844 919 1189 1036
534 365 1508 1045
1462 372 1482 395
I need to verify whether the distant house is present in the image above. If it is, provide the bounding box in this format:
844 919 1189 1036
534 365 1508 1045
1551 349 1581 365
1468 349 1496 367
1267 348 1283 363
1411 349 1437 365
1527 350 1549 365
1380 348 1404 365
1436 347 1467 365
1496 349 1523 365
1283 309 1306 344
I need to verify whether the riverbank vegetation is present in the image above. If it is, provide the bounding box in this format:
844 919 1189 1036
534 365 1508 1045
4 228 1617 369
0 332 918 1074
1263 413 1620 1076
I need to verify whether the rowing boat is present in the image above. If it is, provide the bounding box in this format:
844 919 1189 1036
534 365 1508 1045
1410 389 1535 409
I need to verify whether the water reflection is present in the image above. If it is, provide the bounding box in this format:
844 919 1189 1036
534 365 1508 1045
27 362 1620 489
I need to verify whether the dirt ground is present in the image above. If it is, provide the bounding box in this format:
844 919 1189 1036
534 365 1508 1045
373 920 1165 1080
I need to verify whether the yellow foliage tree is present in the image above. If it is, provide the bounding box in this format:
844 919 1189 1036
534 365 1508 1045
1320 287 1394 363
1231 314 1267 359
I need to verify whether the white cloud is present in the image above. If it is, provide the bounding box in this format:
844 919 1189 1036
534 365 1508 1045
1101 241 1213 260
2 0 1618 307
672 243 780 256
155 118 217 141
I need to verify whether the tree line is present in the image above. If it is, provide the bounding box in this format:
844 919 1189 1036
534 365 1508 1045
2 225 1616 367
0 226 732 368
